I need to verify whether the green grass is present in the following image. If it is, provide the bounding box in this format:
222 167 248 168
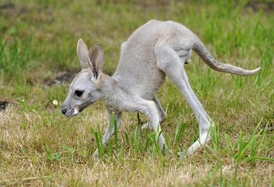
1 0 274 186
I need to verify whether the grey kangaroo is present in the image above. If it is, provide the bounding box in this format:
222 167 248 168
61 20 261 157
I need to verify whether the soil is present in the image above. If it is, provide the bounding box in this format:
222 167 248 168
244 1 274 12
260 122 274 131
0 101 9 111
47 69 79 86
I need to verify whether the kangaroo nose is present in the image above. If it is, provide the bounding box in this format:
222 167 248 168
61 108 67 115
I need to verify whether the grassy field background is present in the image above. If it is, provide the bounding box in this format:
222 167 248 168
0 0 273 186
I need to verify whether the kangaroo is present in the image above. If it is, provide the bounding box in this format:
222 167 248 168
61 20 261 157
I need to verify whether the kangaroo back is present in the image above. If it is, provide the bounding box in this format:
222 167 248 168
193 39 261 76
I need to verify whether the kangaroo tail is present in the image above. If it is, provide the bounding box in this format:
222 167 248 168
193 39 261 76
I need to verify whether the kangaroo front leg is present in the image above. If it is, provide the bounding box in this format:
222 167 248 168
92 111 122 157
128 98 168 152
140 100 168 152
153 96 167 123
141 96 167 130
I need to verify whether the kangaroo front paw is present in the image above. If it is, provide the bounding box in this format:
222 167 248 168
177 150 187 159
141 122 153 130
92 149 99 158
160 143 172 154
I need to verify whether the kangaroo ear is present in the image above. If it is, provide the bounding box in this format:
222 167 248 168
88 44 104 80
77 39 90 70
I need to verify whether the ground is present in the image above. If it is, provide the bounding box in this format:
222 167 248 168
0 0 273 186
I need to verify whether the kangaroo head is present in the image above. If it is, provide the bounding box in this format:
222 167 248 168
61 39 104 117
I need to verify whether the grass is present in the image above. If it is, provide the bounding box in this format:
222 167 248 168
0 0 274 186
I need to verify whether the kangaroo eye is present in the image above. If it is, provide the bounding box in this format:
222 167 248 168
74 90 84 97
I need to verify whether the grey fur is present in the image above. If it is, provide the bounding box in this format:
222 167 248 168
61 20 261 157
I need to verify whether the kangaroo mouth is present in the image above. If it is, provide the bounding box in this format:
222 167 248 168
78 100 94 112
61 100 95 117
61 106 78 117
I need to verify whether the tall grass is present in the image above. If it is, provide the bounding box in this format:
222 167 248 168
0 0 273 186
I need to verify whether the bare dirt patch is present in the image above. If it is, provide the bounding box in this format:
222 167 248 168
46 69 79 86
244 1 274 12
0 101 9 111
0 1 28 17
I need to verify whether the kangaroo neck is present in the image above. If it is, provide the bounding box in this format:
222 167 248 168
99 73 120 100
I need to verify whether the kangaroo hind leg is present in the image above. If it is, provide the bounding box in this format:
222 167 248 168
155 43 213 156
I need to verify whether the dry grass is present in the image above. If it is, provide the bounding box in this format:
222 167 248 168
0 0 274 186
